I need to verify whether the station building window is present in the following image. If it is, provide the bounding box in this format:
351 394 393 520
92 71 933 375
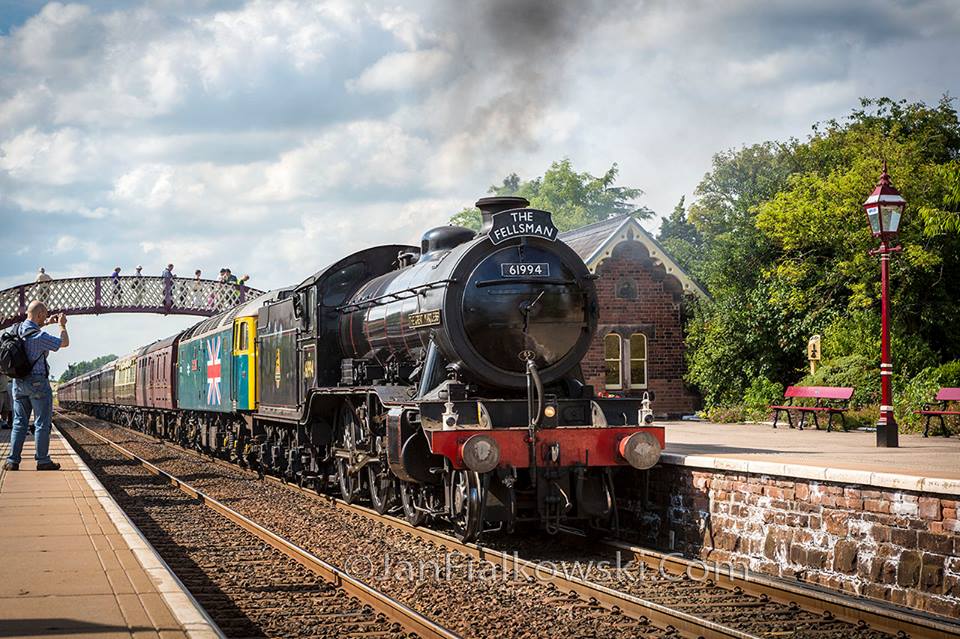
604 333 622 390
604 331 648 390
629 333 647 389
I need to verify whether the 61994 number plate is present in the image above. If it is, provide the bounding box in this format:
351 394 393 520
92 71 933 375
501 262 550 277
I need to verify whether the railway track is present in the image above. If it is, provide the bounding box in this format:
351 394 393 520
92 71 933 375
57 411 960 639
59 416 458 639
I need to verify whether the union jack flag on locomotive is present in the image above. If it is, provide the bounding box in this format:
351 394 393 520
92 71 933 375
206 336 221 405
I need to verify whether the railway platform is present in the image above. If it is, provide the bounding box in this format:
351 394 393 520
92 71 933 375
0 425 222 639
661 420 960 491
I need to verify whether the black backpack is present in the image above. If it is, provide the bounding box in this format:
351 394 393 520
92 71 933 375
0 323 41 379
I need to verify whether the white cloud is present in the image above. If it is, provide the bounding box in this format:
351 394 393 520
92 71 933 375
348 49 452 93
374 7 436 50
139 238 217 269
50 234 103 260
0 127 101 185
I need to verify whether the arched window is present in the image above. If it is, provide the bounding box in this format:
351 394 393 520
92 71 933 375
629 333 647 389
604 333 623 389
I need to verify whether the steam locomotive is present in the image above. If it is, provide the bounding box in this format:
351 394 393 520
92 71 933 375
59 196 664 541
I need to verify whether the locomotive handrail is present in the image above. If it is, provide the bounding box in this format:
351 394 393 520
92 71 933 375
475 277 577 288
0 275 265 330
337 279 455 313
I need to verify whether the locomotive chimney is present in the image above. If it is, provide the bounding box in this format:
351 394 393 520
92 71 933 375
477 196 530 234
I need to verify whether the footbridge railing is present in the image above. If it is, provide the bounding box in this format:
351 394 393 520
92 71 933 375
0 276 266 330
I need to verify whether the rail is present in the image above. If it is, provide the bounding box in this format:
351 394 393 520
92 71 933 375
0 276 265 329
56 412 460 639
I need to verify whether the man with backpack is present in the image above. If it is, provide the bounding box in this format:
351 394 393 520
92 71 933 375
1 301 69 471
0 373 11 429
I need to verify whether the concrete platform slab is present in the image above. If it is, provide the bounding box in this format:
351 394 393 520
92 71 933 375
0 426 223 639
662 420 960 494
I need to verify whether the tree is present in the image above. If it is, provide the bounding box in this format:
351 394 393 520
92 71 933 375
657 196 702 273
450 159 651 231
684 97 960 409
59 355 118 383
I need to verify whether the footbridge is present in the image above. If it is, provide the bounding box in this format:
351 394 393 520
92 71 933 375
0 276 266 330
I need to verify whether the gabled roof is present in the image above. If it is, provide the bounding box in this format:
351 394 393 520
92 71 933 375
560 214 708 299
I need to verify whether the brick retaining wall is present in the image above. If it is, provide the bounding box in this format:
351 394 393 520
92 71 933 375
638 464 960 618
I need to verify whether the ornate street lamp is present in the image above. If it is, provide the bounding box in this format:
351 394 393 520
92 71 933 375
863 161 905 447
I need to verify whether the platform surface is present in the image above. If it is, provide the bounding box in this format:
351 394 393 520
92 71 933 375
0 427 215 639
662 420 960 492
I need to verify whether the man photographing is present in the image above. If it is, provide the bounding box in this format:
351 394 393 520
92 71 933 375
3 301 69 471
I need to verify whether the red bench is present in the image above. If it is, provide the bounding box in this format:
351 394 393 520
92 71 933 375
914 387 960 437
769 386 854 431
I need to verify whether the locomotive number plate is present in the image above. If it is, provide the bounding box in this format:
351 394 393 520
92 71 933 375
501 262 550 278
408 309 442 328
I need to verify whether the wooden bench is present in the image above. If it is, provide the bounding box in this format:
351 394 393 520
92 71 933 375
769 386 854 431
914 387 960 437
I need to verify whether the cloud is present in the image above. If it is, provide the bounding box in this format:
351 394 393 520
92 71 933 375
347 49 452 93
50 234 103 261
0 127 101 185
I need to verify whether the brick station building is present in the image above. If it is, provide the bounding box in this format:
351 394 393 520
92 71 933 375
561 214 706 417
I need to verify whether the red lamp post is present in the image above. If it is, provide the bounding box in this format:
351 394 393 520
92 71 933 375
863 161 906 448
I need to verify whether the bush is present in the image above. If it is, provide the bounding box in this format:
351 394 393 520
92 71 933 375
742 376 783 410
837 406 878 431
798 353 879 407
896 360 960 433
701 400 771 424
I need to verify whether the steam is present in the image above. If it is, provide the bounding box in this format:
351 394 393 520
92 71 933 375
433 0 621 151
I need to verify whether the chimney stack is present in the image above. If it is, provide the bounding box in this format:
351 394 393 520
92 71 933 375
476 196 530 234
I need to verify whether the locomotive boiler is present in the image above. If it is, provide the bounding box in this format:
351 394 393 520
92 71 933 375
61 196 664 542
339 196 595 390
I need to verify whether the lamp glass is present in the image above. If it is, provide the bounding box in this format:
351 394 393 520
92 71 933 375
866 205 881 234
881 204 902 234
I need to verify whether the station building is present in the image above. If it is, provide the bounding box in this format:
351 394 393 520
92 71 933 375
561 215 706 417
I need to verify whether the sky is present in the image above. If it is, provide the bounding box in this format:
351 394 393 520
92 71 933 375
1 0 959 377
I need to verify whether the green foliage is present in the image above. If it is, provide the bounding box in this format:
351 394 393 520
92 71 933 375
657 196 702 273
799 354 879 407
450 159 650 232
59 354 117 383
60 355 117 383
742 376 783 411
701 404 754 424
684 97 960 413
450 207 482 231
896 360 960 432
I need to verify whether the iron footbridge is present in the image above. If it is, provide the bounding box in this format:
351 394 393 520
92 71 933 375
0 276 265 330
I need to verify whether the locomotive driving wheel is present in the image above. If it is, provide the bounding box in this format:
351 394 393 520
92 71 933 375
399 481 427 526
334 402 363 504
450 470 483 543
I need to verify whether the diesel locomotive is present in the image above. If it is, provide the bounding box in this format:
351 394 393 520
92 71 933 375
59 196 664 541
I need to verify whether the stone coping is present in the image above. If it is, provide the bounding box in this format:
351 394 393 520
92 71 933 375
55 423 226 639
660 452 960 497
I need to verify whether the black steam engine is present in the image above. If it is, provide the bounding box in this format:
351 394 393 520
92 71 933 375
253 196 663 540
